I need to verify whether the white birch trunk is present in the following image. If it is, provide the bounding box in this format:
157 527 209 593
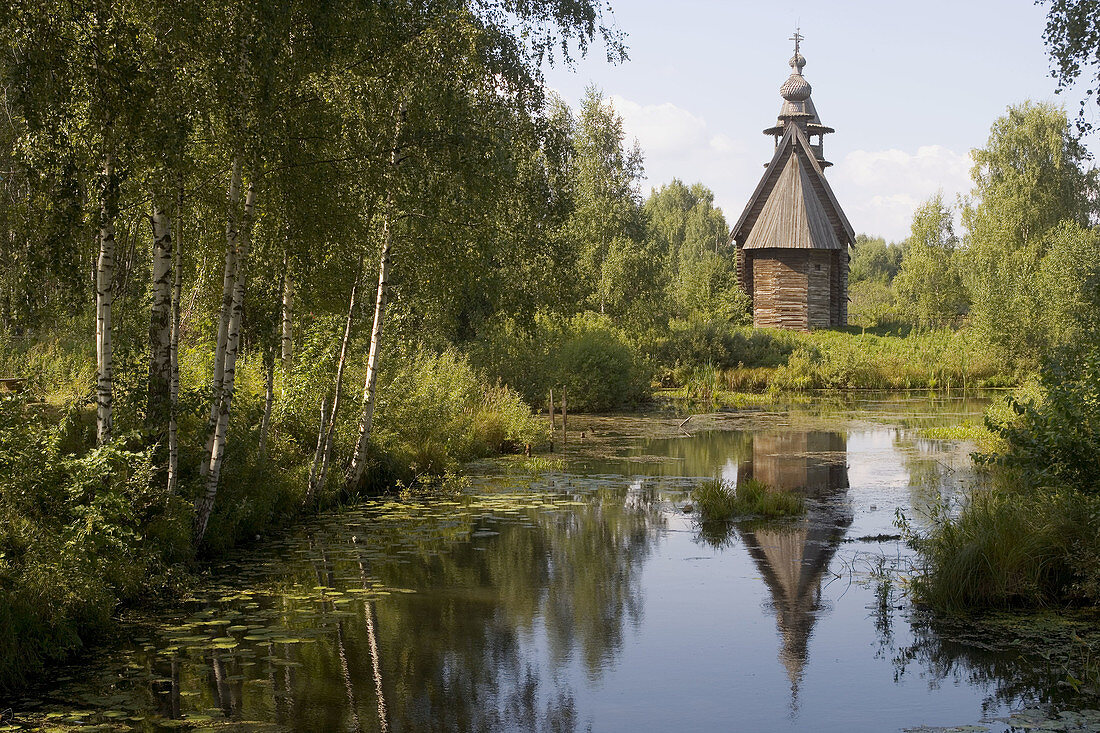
307 394 330 493
167 188 183 494
345 105 405 491
258 350 274 458
95 154 118 445
281 251 294 365
201 159 242 476
195 178 254 544
310 253 363 498
148 202 173 430
344 206 393 491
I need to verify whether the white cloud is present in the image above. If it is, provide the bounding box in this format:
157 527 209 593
607 95 708 155
590 95 752 218
830 145 972 240
582 93 971 242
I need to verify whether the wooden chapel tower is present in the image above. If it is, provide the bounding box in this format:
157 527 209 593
730 32 854 330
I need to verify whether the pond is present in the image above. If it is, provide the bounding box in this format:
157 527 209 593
10 393 1100 732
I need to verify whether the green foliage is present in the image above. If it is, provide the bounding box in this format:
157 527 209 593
567 87 652 324
985 343 1100 495
0 394 191 691
557 327 648 412
962 101 1100 366
1041 0 1100 133
0 322 95 404
893 193 968 329
372 346 543 475
651 322 1004 392
848 278 897 331
643 179 744 322
470 312 649 412
654 319 796 375
693 477 804 521
849 234 904 285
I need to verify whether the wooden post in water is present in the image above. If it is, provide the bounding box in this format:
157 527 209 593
561 388 567 448
548 388 555 452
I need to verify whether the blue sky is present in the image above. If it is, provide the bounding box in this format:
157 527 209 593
543 0 1099 241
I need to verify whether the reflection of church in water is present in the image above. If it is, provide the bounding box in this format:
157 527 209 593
737 432 852 701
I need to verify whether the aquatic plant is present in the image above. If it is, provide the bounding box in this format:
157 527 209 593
909 488 1098 612
692 477 804 522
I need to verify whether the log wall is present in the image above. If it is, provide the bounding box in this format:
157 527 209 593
747 248 847 330
752 250 809 330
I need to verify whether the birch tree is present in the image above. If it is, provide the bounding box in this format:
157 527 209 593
195 176 256 543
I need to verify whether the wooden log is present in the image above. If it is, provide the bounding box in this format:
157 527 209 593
0 378 26 393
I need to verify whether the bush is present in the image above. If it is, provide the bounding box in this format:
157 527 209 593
0 394 192 691
470 312 650 412
986 345 1100 495
372 346 543 476
654 319 795 374
557 328 648 411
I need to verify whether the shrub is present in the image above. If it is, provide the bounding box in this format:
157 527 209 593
471 312 650 412
0 394 192 691
986 345 1100 495
557 328 648 411
372 346 543 476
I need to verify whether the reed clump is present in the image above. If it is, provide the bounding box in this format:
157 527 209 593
693 477 804 521
910 488 1100 613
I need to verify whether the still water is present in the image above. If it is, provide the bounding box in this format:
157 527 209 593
13 394 1100 731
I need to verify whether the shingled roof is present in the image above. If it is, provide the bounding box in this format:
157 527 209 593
730 123 854 250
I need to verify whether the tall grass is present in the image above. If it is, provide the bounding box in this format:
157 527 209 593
911 488 1100 613
653 319 1010 392
693 477 804 521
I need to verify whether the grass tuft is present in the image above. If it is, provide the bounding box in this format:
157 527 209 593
692 477 804 521
910 489 1090 613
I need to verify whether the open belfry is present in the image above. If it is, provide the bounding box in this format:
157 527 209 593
730 31 854 330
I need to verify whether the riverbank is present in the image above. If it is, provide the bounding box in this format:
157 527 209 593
0 340 544 693
652 323 1012 395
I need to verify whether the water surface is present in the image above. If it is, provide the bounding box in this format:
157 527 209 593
12 393 1100 732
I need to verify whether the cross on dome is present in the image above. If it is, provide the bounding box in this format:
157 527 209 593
789 28 804 54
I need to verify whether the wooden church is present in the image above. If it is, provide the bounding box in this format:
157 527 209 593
730 33 854 330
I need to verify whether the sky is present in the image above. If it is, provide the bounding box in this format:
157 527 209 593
542 0 1100 241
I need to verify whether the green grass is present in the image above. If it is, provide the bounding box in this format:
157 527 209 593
692 477 804 521
918 421 1003 450
909 488 1100 613
655 321 1013 392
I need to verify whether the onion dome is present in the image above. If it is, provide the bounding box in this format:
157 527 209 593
780 73 811 102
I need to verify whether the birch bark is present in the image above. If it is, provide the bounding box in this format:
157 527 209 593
345 106 405 491
167 190 183 494
201 160 242 476
258 349 274 458
148 201 173 432
310 253 363 497
281 251 294 364
195 178 255 544
95 153 119 445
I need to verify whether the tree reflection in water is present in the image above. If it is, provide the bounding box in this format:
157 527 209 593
116 480 662 732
